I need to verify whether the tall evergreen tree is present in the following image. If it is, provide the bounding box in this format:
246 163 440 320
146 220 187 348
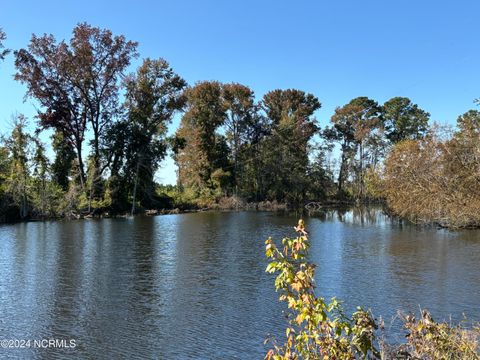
457 109 480 135
383 97 430 143
31 139 49 217
4 115 31 219
327 97 383 198
51 131 75 191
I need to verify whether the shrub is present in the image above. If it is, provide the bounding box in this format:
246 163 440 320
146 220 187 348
401 310 479 359
383 128 480 228
265 220 379 359
265 221 480 359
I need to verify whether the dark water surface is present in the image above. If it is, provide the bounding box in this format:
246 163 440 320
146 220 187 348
0 209 479 359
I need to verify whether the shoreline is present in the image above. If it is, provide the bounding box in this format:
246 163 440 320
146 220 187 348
1 199 360 224
3 200 478 230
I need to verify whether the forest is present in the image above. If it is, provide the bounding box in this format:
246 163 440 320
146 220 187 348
0 24 479 227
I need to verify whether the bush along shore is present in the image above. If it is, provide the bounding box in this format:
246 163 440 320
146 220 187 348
264 220 480 360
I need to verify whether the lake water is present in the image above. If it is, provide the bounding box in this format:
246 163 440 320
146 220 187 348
0 209 479 359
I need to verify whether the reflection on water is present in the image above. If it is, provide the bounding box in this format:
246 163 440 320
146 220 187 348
0 209 479 358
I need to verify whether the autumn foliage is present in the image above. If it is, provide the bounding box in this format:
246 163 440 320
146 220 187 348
383 126 480 228
265 221 480 359
265 220 379 359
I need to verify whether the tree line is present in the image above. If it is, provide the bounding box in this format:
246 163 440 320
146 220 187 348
0 24 478 226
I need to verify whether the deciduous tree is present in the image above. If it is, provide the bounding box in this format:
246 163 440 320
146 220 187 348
261 89 320 204
14 23 138 189
175 81 228 193
384 126 480 228
222 83 257 192
121 58 186 213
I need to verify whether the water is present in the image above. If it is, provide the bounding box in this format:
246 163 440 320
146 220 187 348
0 209 479 359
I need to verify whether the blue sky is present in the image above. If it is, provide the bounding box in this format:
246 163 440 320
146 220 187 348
1 0 479 184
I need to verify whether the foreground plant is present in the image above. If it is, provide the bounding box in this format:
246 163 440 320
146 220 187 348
264 219 379 359
265 220 480 359
402 311 480 360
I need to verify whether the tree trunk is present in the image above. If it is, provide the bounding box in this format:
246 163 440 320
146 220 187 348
359 141 364 200
20 174 28 219
338 152 347 194
131 157 141 216
76 142 86 189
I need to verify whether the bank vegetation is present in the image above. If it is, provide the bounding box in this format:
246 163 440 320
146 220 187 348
0 25 479 228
